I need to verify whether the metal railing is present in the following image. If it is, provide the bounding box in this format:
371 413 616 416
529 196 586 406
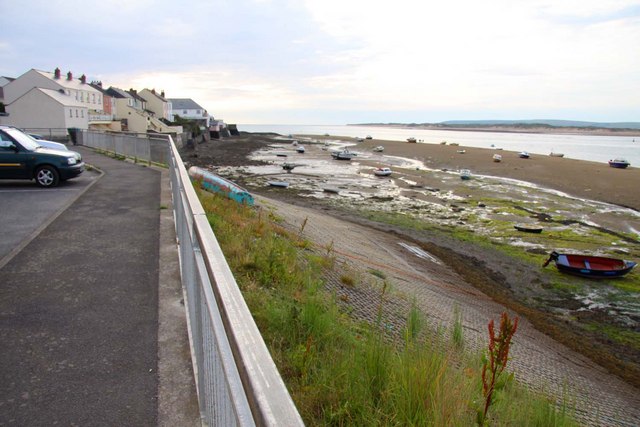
78 130 172 165
168 136 304 426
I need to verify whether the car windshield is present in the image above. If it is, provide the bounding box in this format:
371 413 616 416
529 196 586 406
5 128 41 151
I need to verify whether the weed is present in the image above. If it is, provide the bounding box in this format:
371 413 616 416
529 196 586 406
452 304 464 348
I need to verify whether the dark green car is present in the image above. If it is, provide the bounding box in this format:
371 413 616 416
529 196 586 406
0 126 84 187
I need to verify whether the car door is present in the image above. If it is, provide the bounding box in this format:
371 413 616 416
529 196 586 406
0 132 30 179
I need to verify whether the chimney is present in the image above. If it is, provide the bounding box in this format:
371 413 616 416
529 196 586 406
80 74 86 84
161 90 165 98
54 67 61 79
151 89 156 94
67 71 73 81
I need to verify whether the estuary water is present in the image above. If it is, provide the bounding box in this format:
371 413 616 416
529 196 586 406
241 124 640 166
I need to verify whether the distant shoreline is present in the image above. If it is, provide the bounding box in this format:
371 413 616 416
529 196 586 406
350 124 640 137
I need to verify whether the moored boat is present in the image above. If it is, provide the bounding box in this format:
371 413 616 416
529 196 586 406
372 145 384 152
518 151 530 159
493 154 502 162
460 169 471 180
331 149 354 160
549 152 564 157
407 137 417 143
608 158 630 169
296 146 305 153
373 167 392 176
543 251 637 278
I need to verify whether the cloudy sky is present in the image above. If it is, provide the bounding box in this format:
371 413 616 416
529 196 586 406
1 0 639 124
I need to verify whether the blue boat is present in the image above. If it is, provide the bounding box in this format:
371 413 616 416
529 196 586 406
608 158 630 169
188 166 254 206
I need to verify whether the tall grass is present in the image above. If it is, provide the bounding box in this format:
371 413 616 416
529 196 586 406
197 188 577 426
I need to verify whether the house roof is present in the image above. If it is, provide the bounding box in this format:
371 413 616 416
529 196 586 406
12 87 88 108
127 90 146 103
169 98 204 110
140 89 167 102
106 87 133 99
34 69 100 93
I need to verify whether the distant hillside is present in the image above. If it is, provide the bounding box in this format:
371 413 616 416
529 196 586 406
353 120 640 130
438 120 640 130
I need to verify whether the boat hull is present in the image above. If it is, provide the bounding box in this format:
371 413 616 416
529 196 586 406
608 161 630 169
514 225 543 233
544 252 637 278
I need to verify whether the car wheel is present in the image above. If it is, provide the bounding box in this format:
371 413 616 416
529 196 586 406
35 165 60 187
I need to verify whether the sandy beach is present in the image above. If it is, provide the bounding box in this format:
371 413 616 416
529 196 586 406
355 137 640 211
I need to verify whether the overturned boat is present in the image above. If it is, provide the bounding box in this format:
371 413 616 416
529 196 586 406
188 166 254 205
543 251 637 278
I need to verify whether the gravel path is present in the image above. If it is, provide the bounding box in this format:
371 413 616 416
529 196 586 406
257 195 640 427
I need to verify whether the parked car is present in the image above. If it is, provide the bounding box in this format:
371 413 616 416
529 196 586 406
23 131 69 151
0 126 84 187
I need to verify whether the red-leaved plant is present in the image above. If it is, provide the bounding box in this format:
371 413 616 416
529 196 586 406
478 312 519 425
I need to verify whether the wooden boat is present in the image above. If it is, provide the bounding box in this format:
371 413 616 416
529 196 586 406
493 154 502 162
608 158 630 169
372 146 384 152
373 167 392 176
460 169 471 180
407 137 417 143
518 151 530 159
268 181 290 188
543 251 637 278
514 224 543 233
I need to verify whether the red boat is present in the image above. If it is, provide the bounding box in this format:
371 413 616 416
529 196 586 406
543 251 637 278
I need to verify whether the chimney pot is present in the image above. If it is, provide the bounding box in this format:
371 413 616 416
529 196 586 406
80 74 86 84
54 68 61 79
67 71 73 80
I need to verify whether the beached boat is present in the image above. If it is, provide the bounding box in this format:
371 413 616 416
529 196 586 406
519 151 530 159
323 187 340 194
608 158 630 169
493 154 502 162
188 166 254 206
514 224 543 233
373 146 384 152
296 146 305 153
457 149 466 154
549 152 564 157
449 142 459 146
331 149 354 160
460 169 471 180
373 167 392 176
407 137 417 143
268 181 290 188
543 251 637 278
365 135 373 140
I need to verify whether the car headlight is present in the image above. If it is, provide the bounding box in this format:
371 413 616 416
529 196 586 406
67 157 78 165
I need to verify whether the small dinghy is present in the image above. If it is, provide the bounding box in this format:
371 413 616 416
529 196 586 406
296 146 305 153
543 251 637 278
372 146 384 152
268 181 290 188
493 154 502 162
514 224 543 233
373 167 392 176
518 151 530 159
460 169 471 180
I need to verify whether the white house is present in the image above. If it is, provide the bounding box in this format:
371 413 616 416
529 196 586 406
5 87 88 133
139 89 171 121
3 68 104 114
169 98 210 126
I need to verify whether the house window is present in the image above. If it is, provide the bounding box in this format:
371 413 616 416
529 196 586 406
196 109 201 114
76 109 78 117
81 110 84 118
92 93 96 103
69 109 73 118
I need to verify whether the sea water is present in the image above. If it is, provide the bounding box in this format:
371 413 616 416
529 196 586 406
242 124 640 166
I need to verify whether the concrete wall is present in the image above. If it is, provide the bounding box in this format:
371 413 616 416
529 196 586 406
6 89 87 134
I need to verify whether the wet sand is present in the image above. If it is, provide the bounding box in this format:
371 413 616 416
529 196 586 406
352 138 640 211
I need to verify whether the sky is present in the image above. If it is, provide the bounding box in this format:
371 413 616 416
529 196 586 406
1 0 639 124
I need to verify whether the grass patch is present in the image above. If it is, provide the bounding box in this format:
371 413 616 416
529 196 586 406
196 187 577 426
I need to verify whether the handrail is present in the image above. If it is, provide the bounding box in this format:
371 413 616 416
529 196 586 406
167 136 304 426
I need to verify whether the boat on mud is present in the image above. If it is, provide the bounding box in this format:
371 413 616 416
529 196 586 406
373 146 384 152
608 158 630 169
514 224 543 233
460 169 471 180
296 146 305 153
543 251 637 278
519 151 530 159
549 152 565 157
407 137 417 143
493 154 502 162
373 167 392 176
268 181 290 188
331 149 354 160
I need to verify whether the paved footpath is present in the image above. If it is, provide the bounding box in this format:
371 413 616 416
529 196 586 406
0 149 177 426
